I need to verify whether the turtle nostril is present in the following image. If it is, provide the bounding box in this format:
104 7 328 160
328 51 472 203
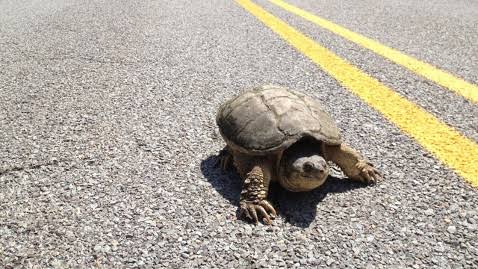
303 162 314 173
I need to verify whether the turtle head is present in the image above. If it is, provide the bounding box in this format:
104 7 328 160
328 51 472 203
279 139 329 192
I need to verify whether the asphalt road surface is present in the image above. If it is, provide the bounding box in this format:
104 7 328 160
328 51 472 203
1 0 477 268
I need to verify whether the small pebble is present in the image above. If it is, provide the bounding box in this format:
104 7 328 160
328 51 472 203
447 226 457 233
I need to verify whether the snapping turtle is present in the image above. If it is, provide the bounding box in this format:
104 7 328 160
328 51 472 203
216 85 382 224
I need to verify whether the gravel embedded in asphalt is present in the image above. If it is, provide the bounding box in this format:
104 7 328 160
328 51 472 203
1 0 477 268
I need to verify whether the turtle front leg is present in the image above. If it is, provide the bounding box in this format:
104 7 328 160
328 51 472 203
323 144 383 184
234 155 277 224
240 166 277 224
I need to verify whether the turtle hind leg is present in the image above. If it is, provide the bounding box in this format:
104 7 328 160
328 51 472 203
215 146 233 171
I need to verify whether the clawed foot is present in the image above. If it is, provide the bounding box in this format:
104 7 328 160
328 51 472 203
215 148 233 171
357 161 383 184
240 200 277 225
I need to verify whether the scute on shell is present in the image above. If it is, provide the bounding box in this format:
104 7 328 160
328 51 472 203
216 85 342 154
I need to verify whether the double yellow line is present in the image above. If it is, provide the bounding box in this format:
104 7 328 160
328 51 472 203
269 0 478 104
236 0 478 187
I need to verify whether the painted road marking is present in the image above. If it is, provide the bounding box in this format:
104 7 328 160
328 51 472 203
236 0 478 187
267 0 478 104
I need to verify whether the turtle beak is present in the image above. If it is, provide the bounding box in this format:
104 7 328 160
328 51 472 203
302 161 325 174
302 161 326 175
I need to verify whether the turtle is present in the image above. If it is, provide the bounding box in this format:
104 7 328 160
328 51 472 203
216 85 382 224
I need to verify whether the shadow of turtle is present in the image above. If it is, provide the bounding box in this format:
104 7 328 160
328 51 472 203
200 154 367 228
200 154 242 207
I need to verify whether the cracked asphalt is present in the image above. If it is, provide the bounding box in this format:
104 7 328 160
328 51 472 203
1 0 477 268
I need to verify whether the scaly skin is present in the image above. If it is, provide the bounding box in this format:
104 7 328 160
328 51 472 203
216 147 233 171
219 149 277 224
239 166 276 224
218 143 381 224
323 143 382 184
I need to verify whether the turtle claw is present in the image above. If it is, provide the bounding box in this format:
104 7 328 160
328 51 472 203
215 148 233 171
359 163 383 184
240 200 277 225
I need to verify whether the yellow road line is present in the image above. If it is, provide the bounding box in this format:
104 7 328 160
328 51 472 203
267 0 478 103
236 0 478 187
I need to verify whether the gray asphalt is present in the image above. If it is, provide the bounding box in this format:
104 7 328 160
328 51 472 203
260 0 478 141
1 0 477 268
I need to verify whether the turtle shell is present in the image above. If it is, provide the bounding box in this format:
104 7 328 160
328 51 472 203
216 85 342 154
